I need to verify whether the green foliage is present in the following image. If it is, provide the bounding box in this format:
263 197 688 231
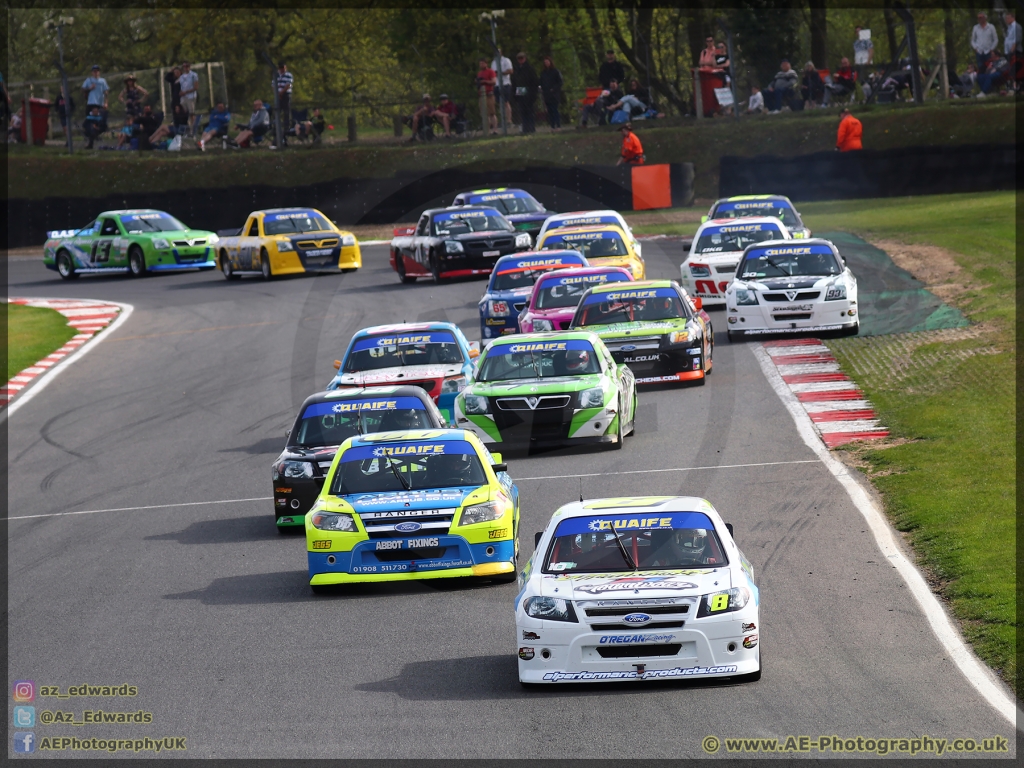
7 303 77 381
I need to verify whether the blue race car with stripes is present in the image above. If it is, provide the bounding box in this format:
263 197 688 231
452 188 550 239
479 250 589 340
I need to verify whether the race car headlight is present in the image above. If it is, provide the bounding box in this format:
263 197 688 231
152 238 170 250
524 596 579 622
825 284 847 301
341 234 356 246
579 386 605 409
488 300 510 316
689 263 710 277
669 330 689 344
735 289 758 306
458 501 504 526
441 375 467 394
277 239 295 252
207 233 220 245
531 318 553 331
278 460 314 479
462 394 490 414
515 233 532 247
445 240 464 254
310 512 358 532
696 586 752 618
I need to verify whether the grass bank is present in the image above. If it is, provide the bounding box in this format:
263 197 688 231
7 99 1017 203
798 192 1016 696
7 303 78 380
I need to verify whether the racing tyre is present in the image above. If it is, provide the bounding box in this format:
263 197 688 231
127 246 148 277
259 248 273 280
727 330 740 344
395 256 416 284
429 253 443 284
220 252 240 281
56 250 79 280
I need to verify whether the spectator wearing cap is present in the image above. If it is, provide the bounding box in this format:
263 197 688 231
117 74 148 118
971 13 998 71
512 51 539 134
539 55 563 129
836 108 862 151
274 62 293 147
178 61 199 131
765 59 798 113
82 65 109 110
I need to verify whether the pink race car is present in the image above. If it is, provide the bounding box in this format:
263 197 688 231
518 266 633 333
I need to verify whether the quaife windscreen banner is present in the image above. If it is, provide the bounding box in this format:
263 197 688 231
301 397 427 419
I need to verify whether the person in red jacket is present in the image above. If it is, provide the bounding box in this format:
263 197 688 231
836 108 863 151
617 122 645 165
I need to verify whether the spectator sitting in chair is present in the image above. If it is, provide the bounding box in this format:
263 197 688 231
801 61 824 108
410 94 451 139
823 57 856 105
295 107 326 141
232 99 270 148
134 105 163 150
765 59 798 112
7 106 23 142
746 84 765 113
82 106 107 149
116 117 137 149
197 101 231 150
606 92 646 123
581 78 623 127
976 51 1009 95
148 103 186 146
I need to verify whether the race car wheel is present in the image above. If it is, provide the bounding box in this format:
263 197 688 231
128 246 148 277
220 252 240 281
429 253 443 284
56 250 79 280
259 248 273 280
395 256 416 284
727 330 740 343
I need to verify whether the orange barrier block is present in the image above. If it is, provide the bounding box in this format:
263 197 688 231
631 163 672 210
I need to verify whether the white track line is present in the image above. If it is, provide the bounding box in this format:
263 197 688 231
8 497 271 521
752 342 1022 728
516 459 818 481
1 300 134 423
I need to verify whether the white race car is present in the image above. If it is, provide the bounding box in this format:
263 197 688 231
537 210 642 258
725 238 859 341
681 217 790 307
515 496 761 686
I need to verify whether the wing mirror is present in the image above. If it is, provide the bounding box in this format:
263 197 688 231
535 531 544 547
468 341 481 359
492 463 508 473
701 215 708 223
692 297 703 311
726 522 734 537
333 360 342 370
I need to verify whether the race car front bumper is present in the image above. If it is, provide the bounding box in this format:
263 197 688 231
727 300 857 337
516 612 760 683
458 405 618 446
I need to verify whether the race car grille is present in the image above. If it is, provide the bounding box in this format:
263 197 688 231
763 291 821 302
496 395 572 411
715 263 738 274
596 644 683 659
297 238 339 249
173 239 207 247
463 238 515 254
360 509 456 538
603 336 662 352
373 547 447 562
589 620 685 631
772 313 813 321
584 605 689 617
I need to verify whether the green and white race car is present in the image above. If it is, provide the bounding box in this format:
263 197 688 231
44 209 217 279
454 331 636 449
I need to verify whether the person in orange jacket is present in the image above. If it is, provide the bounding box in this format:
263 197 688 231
617 122 645 165
836 108 863 151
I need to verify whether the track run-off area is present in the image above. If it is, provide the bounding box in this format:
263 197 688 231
6 241 1018 759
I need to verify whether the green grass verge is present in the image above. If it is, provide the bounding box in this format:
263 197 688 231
799 192 1017 696
7 303 78 381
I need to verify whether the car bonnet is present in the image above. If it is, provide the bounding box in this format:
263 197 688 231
538 569 732 600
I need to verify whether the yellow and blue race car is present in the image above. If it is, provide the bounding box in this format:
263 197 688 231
306 429 519 591
537 225 645 280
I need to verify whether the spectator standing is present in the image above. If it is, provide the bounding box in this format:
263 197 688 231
853 27 874 67
164 66 182 111
198 101 231 150
476 58 498 134
616 122 644 165
54 91 75 135
82 65 109 110
233 99 270 147
274 62 293 147
178 61 199 132
971 13 998 71
513 52 539 134
697 37 724 116
836 108 862 151
1005 11 1022 54
539 56 563 129
117 74 148 118
492 47 513 127
801 61 824 108
746 84 765 113
599 49 626 89
765 59 798 112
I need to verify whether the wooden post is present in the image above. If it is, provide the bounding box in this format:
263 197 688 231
393 114 403 136
693 69 703 119
347 114 357 142
937 43 950 100
45 86 54 139
159 67 167 116
206 62 215 108
24 85 34 145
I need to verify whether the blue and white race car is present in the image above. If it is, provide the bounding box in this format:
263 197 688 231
451 188 550 239
536 210 642 259
326 322 479 424
703 195 811 239
478 250 588 340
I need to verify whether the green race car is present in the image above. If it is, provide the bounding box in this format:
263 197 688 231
44 209 218 279
569 279 714 385
454 331 636 449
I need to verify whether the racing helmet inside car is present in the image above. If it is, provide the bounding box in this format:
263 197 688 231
378 408 427 431
565 349 590 372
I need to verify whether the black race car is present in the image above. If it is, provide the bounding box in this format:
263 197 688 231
389 206 533 283
271 386 446 532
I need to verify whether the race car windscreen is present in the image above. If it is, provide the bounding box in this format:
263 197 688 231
575 287 687 327
544 512 728 572
472 194 544 215
477 339 601 381
290 397 434 448
490 256 584 291
534 272 631 309
330 440 487 494
543 233 627 259
344 332 464 371
694 225 783 255
264 211 333 235
433 209 512 236
713 200 799 227
740 245 842 279
119 212 188 232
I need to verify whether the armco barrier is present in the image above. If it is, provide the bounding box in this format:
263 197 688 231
719 144 1015 201
7 162 693 249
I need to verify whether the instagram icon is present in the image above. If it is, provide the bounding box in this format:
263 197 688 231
12 681 35 702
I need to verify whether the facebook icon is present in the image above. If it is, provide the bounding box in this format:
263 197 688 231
13 732 35 753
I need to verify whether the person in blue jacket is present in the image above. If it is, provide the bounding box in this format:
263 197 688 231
197 102 231 151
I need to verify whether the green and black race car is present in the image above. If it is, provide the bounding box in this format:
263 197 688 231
454 331 636 449
44 209 217 279
569 279 714 385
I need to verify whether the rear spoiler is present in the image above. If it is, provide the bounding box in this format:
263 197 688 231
217 228 243 237
392 225 416 237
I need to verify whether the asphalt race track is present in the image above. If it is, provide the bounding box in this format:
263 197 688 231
7 242 1016 759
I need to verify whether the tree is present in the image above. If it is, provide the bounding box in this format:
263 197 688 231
809 0 828 68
